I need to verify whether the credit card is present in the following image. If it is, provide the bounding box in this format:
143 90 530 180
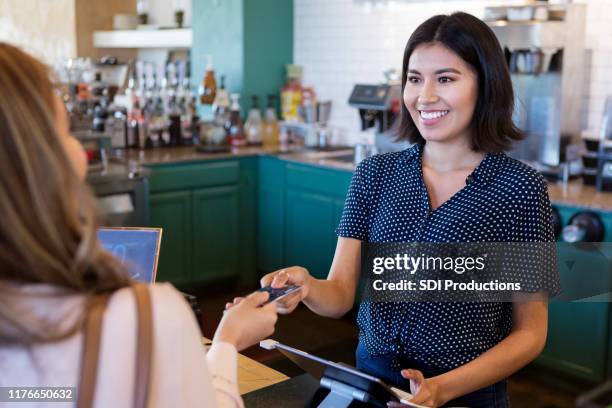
257 284 301 304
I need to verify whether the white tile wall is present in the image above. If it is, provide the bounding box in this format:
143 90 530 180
576 0 612 136
294 0 612 144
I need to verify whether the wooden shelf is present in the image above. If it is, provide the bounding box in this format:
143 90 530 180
93 28 192 49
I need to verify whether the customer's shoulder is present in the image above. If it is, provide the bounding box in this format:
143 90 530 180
109 283 195 328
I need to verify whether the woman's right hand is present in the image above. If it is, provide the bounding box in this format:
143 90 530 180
259 266 313 314
213 291 278 352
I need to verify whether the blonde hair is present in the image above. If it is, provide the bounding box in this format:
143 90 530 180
0 43 131 344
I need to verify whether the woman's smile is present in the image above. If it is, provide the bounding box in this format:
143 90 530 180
419 109 450 126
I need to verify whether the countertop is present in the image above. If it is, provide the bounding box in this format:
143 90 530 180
202 338 289 395
120 145 357 171
547 179 612 211
114 146 612 212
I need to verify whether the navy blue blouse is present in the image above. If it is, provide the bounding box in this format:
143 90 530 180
336 144 555 371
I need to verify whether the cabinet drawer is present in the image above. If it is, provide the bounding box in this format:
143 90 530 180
149 161 240 193
286 163 351 197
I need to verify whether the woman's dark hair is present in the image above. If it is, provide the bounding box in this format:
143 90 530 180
398 12 523 152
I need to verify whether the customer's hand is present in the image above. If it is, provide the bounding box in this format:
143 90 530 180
387 369 444 408
259 266 312 314
213 291 277 352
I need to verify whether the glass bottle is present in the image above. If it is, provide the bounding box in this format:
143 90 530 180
212 75 230 127
127 98 143 149
227 93 246 146
199 55 217 105
244 95 263 145
262 94 280 148
281 64 304 121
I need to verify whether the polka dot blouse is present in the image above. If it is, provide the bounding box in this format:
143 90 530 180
336 144 556 371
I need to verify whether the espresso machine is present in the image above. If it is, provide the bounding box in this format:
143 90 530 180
348 81 409 153
485 3 586 175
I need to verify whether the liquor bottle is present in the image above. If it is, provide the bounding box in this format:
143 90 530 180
212 75 230 128
262 94 280 148
244 95 263 145
227 93 246 146
199 55 217 105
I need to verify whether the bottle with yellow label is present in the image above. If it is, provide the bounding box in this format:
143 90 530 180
263 94 280 148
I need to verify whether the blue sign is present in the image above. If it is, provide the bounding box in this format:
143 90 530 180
97 228 163 284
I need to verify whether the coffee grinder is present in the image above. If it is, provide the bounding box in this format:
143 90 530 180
348 83 408 153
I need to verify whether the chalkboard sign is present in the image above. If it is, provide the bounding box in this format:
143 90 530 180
97 227 163 283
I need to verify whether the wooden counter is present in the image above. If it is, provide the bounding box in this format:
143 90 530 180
236 353 289 395
547 179 612 211
202 338 288 395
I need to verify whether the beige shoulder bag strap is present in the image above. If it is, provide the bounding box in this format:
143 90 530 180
77 293 111 408
77 284 153 408
132 283 154 408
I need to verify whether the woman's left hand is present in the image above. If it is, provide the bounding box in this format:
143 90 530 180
387 369 445 408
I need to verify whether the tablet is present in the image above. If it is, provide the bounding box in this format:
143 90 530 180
97 227 162 283
260 340 424 407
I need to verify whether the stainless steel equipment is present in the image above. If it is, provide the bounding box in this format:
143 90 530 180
485 3 586 168
87 163 150 227
348 83 408 153
595 95 612 191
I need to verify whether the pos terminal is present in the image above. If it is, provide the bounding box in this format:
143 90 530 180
260 340 424 408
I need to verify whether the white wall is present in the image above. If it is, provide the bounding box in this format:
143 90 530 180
294 0 612 144
146 0 192 28
0 0 76 64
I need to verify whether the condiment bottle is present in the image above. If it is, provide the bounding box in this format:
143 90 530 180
199 55 217 105
212 75 230 128
244 95 263 145
281 64 303 121
262 94 280 148
227 93 246 146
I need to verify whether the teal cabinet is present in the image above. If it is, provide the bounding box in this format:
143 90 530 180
257 159 352 280
148 159 252 287
285 189 336 279
257 157 286 274
258 186 284 272
539 302 610 381
536 205 612 383
151 190 192 284
192 186 239 282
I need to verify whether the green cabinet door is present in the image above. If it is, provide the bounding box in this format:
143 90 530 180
538 243 612 382
192 186 240 282
258 186 285 273
257 157 287 274
285 189 335 280
150 190 192 284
